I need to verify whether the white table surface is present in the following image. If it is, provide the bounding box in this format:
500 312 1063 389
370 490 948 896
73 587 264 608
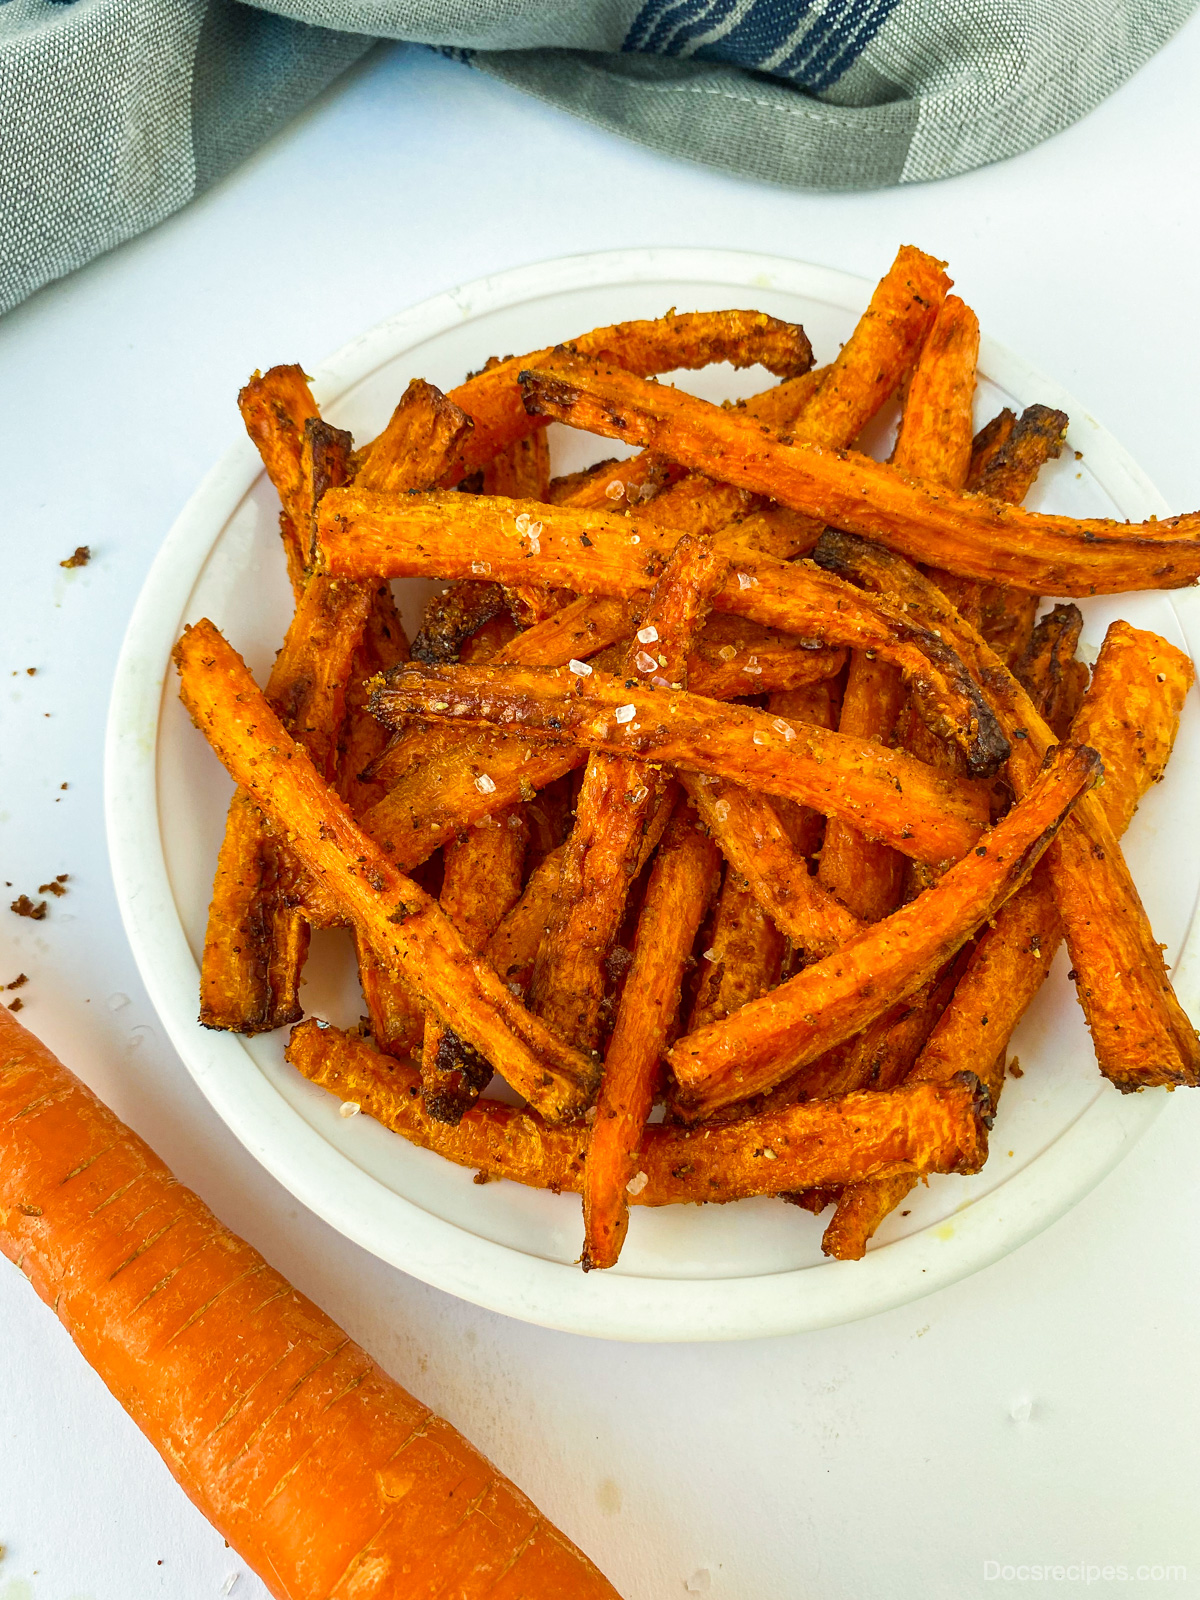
3 27 1200 1600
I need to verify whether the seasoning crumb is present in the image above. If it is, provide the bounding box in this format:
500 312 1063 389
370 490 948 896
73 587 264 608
7 973 28 990
39 875 69 897
1008 1057 1024 1078
11 895 47 920
26 667 36 676
7 997 23 1012
60 545 91 568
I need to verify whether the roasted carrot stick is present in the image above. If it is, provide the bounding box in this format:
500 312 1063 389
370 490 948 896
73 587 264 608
370 660 991 871
0 1009 622 1598
288 1021 991 1201
517 356 1200 595
667 743 1100 1120
237 363 320 597
176 620 598 1120
391 308 815 482
1013 602 1089 740
582 807 721 1270
315 488 1008 776
355 375 474 495
819 295 980 925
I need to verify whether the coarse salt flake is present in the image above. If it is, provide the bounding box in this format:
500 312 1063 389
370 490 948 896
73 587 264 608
514 512 531 533
339 1101 361 1119
605 479 625 500
752 731 767 745
568 658 593 676
630 785 650 805
475 773 497 794
736 572 757 590
635 650 658 674
471 560 491 575
713 799 730 822
701 947 718 962
772 718 795 740
615 703 636 724
528 534 541 554
762 1147 776 1159
629 533 641 545
636 624 659 644
742 658 763 675
717 644 738 662
626 1171 649 1196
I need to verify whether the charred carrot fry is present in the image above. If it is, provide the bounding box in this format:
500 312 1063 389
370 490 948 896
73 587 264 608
407 308 815 481
288 1021 991 1200
816 530 1200 1091
582 807 721 1269
370 660 990 872
667 744 1100 1119
237 363 319 597
518 356 1200 595
315 488 1008 776
0 1009 622 1598
200 569 372 1034
423 808 529 1123
485 845 565 998
176 621 597 1120
1013 603 1089 740
689 871 787 1030
529 535 728 1054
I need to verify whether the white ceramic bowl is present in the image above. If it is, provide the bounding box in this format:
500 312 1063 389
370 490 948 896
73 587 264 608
106 248 1200 1342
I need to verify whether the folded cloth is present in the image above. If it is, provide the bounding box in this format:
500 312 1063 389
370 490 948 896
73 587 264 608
1 0 1195 316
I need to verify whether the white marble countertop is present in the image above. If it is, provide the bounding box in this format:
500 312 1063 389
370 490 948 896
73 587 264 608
2 26 1200 1600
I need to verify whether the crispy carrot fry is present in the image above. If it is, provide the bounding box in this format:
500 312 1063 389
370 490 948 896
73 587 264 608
969 403 1069 505
354 376 474 495
423 808 529 1123
237 363 319 596
682 774 864 956
582 808 721 1269
518 357 1200 595
689 870 786 1031
819 1169 926 1259
356 930 425 1057
817 530 1200 1090
316 488 1008 775
1014 602 1088 739
891 294 979 488
412 581 507 664
371 660 990 871
176 621 597 1120
409 309 815 481
200 571 372 1033
530 535 727 1053
667 744 1100 1119
287 1022 991 1201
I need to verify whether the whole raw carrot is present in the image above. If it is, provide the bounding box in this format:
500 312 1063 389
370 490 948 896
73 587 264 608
0 1008 621 1599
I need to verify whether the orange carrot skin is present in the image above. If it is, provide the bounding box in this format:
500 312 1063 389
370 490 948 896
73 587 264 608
0 1008 621 1600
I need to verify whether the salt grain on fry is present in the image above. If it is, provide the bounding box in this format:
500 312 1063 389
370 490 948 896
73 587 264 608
626 1171 649 1196
474 774 497 794
605 479 625 501
568 658 593 676
635 651 658 674
339 1101 361 1119
637 625 659 644
615 704 636 724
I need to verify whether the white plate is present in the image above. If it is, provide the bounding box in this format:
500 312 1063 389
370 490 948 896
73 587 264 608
106 248 1200 1342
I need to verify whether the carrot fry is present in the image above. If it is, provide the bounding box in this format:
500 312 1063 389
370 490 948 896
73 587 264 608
315 487 1009 776
176 621 598 1120
200 570 372 1033
667 743 1100 1119
485 845 565 998
370 660 991 871
689 871 786 1031
582 808 721 1269
400 308 815 482
816 530 1200 1090
237 363 319 596
423 807 529 1123
549 452 686 509
968 402 1070 504
356 376 474 495
682 774 864 956
529 535 727 1054
1014 602 1089 739
412 580 507 663
481 426 557 622
517 356 1200 595
0 1009 621 1598
287 1020 992 1200
819 1169 926 1260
